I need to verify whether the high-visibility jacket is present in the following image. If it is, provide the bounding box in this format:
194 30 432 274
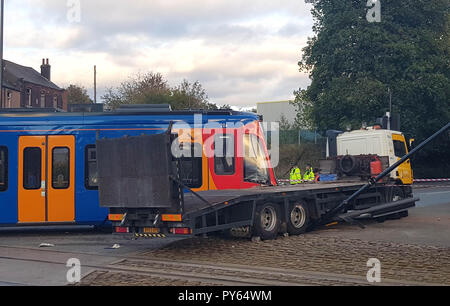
303 169 315 182
290 167 302 185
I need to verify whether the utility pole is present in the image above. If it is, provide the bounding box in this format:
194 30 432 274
94 65 97 103
0 0 4 108
387 87 392 130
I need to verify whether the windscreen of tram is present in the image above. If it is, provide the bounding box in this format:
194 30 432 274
243 134 270 184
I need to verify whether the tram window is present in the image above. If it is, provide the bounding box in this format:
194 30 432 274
52 147 70 189
85 145 98 190
243 134 270 184
179 143 202 189
23 147 42 190
0 147 8 192
214 134 235 175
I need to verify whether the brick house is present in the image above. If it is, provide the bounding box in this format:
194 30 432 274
1 59 67 110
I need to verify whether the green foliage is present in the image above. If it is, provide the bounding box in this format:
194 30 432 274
102 72 219 110
279 114 296 131
170 79 216 110
295 0 449 177
274 143 322 179
66 84 93 104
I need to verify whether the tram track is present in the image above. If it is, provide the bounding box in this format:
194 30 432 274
0 245 359 286
0 243 441 286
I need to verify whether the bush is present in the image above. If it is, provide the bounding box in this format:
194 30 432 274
274 143 324 179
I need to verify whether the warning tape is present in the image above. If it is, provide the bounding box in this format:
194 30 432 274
414 178 450 182
278 178 450 183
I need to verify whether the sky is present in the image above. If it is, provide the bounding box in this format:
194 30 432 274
4 0 314 108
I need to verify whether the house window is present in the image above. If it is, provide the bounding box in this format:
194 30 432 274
26 88 32 107
53 95 58 109
40 92 45 108
6 91 11 108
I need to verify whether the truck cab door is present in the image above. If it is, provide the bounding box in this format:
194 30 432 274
392 134 413 185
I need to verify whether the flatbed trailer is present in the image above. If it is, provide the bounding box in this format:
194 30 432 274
99 118 448 240
183 182 414 236
99 132 417 240
109 181 416 239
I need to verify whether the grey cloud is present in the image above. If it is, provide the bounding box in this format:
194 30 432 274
278 21 313 37
6 0 314 107
22 0 313 49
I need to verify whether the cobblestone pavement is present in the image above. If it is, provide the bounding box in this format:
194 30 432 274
138 235 449 285
79 232 450 286
79 270 217 286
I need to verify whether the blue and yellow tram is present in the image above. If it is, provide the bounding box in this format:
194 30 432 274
0 109 276 226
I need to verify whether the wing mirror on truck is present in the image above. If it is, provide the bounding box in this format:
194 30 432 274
409 138 415 150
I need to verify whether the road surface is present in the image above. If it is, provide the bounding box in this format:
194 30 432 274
0 183 448 286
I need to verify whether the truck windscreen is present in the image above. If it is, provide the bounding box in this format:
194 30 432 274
393 140 407 157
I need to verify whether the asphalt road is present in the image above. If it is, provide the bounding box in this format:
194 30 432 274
312 184 450 247
0 183 448 286
415 184 450 208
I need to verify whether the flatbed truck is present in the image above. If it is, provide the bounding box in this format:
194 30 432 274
96 118 450 240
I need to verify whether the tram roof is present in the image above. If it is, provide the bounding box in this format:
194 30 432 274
0 108 261 126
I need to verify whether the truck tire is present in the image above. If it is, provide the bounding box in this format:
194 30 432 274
340 155 358 174
253 203 281 240
390 186 409 219
287 202 310 235
391 186 405 202
378 186 408 222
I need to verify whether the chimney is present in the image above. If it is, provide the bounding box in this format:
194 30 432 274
40 58 51 81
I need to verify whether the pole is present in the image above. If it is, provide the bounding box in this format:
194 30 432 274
0 0 4 108
389 87 392 114
387 87 392 130
94 65 97 104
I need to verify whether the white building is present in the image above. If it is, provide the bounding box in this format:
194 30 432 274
256 100 297 130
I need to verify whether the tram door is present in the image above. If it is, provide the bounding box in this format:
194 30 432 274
18 136 75 223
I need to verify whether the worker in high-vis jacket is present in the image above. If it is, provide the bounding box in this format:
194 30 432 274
290 166 302 185
303 164 315 182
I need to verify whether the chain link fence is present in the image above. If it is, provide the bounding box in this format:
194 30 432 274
268 130 327 179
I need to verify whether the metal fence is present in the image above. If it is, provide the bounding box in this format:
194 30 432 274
268 130 326 146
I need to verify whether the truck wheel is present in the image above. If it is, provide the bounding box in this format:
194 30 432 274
391 186 405 202
253 203 281 240
287 202 310 235
386 186 408 220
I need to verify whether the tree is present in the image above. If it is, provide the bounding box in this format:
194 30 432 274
170 79 214 110
66 84 93 104
279 114 296 131
295 0 449 177
219 104 233 110
102 73 218 110
102 72 172 109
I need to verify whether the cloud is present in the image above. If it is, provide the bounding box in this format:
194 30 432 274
3 0 314 107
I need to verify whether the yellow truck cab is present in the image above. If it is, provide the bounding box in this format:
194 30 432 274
336 127 413 185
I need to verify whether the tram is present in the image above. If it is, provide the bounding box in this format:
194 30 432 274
0 107 276 226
